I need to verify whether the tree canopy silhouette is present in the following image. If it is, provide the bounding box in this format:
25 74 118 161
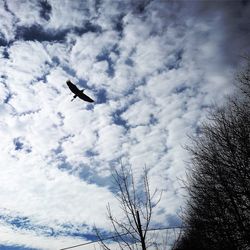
174 59 250 250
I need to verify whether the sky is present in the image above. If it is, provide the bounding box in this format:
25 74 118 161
0 0 250 249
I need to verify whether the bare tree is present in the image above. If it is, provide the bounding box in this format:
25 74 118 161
95 165 162 250
237 55 250 99
174 59 250 250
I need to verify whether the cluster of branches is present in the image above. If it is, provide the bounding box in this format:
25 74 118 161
95 165 163 250
174 59 250 250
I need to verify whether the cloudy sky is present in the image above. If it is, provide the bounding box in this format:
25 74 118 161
0 0 250 249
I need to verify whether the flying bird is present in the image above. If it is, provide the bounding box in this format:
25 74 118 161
66 80 94 103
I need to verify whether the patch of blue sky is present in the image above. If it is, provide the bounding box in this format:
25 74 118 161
0 215 54 236
112 111 128 128
78 165 94 180
167 49 184 70
85 149 98 157
15 25 68 43
3 92 12 104
74 21 102 35
57 162 73 172
51 56 60 66
149 114 158 125
56 223 103 241
112 14 124 37
0 245 38 250
1 46 9 58
0 36 9 46
85 103 95 110
1 74 7 80
78 78 90 89
33 74 48 84
110 43 120 56
52 149 72 172
125 58 134 67
96 51 115 78
39 0 52 21
13 137 32 153
13 109 41 117
52 143 63 155
13 138 24 151
0 214 98 240
174 84 189 94
59 65 76 78
167 214 182 227
15 22 102 44
135 76 148 89
94 88 107 104
67 232 98 241
78 165 113 187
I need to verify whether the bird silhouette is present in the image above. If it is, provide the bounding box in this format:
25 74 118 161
66 80 94 103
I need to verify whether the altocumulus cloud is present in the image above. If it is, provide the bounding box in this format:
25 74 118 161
0 0 250 249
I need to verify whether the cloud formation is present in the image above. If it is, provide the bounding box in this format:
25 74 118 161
0 0 249 249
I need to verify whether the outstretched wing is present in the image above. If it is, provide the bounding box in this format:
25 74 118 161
66 80 80 94
78 92 94 103
66 80 94 103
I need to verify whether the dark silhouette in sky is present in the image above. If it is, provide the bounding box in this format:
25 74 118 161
66 80 94 103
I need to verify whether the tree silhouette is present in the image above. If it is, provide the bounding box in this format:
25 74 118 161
95 165 162 250
175 59 250 250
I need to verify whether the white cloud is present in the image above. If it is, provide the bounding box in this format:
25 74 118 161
69 30 118 85
0 0 248 249
46 0 94 30
6 41 51 88
0 1 16 42
1 150 115 216
121 100 155 126
7 0 44 27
